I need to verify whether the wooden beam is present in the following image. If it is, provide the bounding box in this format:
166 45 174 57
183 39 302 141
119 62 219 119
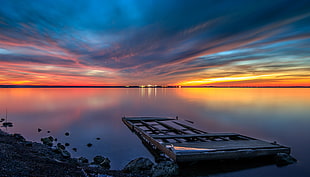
151 133 240 139
140 120 163 134
173 121 207 134
123 116 175 121
168 140 284 151
155 120 188 134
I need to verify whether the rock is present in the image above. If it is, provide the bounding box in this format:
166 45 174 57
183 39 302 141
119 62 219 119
92 155 105 164
96 137 101 140
41 137 53 147
65 143 70 146
90 156 111 169
275 153 297 166
61 150 71 158
57 143 65 150
25 141 33 147
37 128 42 132
48 136 54 141
65 132 70 136
88 164 100 168
51 146 61 154
2 122 13 127
100 158 111 169
151 161 178 177
72 148 77 152
78 157 89 164
13 133 25 141
123 157 154 175
87 143 92 147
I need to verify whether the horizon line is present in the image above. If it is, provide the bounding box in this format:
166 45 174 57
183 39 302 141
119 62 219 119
0 85 309 88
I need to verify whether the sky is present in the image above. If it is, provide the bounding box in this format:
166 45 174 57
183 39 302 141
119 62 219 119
0 0 310 86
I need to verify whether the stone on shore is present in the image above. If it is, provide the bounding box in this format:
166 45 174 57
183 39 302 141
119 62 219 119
57 143 66 150
12 133 26 142
0 129 139 177
152 161 178 177
40 136 54 147
61 150 71 158
78 157 89 164
91 155 111 169
0 129 84 176
123 157 154 176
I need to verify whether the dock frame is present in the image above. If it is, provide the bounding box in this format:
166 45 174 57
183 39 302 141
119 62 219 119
122 116 290 163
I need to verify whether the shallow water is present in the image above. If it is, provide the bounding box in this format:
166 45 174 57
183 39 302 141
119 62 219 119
0 88 309 176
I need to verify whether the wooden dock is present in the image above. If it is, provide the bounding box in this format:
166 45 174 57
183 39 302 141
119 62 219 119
122 116 291 163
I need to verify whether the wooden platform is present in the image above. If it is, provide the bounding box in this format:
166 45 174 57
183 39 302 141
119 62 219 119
122 116 291 163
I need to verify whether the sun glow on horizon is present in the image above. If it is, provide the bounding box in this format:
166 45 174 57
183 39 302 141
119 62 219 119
177 73 310 87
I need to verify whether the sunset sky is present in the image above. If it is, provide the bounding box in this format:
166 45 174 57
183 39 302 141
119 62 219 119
0 0 310 86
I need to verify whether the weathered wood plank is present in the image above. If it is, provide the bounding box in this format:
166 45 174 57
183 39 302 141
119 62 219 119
123 116 175 121
166 140 284 152
155 120 188 134
151 133 239 139
173 121 207 134
175 147 290 162
140 120 163 134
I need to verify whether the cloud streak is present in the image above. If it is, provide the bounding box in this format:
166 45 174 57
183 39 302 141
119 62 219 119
0 0 310 86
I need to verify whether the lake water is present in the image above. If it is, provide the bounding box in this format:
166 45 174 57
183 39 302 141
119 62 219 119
0 88 309 176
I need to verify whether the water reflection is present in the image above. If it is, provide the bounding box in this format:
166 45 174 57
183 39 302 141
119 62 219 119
176 88 310 115
0 88 309 176
139 87 158 97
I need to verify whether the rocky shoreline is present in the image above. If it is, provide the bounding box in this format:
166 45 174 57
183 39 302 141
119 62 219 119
0 129 178 177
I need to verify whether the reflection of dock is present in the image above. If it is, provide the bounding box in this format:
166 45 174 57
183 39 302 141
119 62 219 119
122 116 291 163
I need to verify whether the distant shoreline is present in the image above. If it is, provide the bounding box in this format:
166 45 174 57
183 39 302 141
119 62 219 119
0 85 309 88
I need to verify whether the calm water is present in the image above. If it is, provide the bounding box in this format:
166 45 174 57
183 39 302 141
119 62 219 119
0 88 309 176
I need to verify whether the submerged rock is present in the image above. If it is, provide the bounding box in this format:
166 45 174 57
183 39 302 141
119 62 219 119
65 143 70 146
123 157 154 175
2 122 13 127
152 161 178 177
